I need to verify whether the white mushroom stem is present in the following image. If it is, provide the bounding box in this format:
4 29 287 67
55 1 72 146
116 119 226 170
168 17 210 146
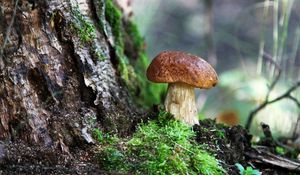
164 82 199 125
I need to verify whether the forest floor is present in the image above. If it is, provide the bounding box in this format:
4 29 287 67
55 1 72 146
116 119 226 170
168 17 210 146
194 119 300 175
0 108 299 175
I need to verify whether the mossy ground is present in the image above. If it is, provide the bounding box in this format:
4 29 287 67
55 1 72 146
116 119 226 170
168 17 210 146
193 120 253 175
93 108 225 175
93 109 280 175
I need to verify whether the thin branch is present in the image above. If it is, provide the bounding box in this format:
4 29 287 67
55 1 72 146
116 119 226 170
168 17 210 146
268 81 300 104
287 96 300 108
245 147 300 172
245 52 300 130
266 70 281 99
263 52 281 99
246 80 300 130
292 116 300 139
263 52 281 71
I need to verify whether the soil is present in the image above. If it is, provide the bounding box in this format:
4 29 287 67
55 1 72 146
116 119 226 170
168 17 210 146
193 119 300 175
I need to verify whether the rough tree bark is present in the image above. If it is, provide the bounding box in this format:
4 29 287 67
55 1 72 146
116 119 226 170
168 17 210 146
0 0 150 173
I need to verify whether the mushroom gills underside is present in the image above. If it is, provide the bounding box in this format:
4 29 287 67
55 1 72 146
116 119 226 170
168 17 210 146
164 82 199 125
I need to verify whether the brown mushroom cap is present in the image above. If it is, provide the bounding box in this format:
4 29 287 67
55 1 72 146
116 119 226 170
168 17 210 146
146 51 218 89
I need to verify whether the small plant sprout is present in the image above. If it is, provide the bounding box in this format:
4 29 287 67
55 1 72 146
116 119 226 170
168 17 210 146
147 51 218 125
235 163 262 175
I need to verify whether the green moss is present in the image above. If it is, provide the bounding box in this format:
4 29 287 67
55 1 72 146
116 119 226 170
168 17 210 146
215 130 226 139
93 128 119 145
71 6 96 43
93 128 104 143
69 5 110 62
125 22 144 54
101 0 166 107
68 1 164 108
104 0 166 107
105 0 124 48
104 0 129 80
133 52 167 107
115 45 129 81
95 109 225 175
98 146 127 171
124 21 167 107
91 45 106 61
275 146 286 155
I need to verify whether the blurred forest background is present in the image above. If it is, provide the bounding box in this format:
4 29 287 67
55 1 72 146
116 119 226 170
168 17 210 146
131 0 300 138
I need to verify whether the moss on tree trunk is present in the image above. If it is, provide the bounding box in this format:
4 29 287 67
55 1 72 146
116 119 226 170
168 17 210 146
0 0 164 173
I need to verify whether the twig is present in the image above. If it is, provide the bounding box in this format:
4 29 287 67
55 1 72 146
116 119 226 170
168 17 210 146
292 116 300 139
246 80 300 130
268 81 300 104
245 52 300 130
287 95 300 108
245 147 300 172
259 123 294 152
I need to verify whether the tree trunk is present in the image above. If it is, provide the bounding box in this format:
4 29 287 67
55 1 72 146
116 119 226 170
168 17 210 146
0 0 150 172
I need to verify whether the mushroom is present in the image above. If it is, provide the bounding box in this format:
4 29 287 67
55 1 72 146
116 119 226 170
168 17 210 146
146 51 218 125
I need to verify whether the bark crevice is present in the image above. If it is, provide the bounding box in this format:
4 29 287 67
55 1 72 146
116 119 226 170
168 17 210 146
0 0 147 172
